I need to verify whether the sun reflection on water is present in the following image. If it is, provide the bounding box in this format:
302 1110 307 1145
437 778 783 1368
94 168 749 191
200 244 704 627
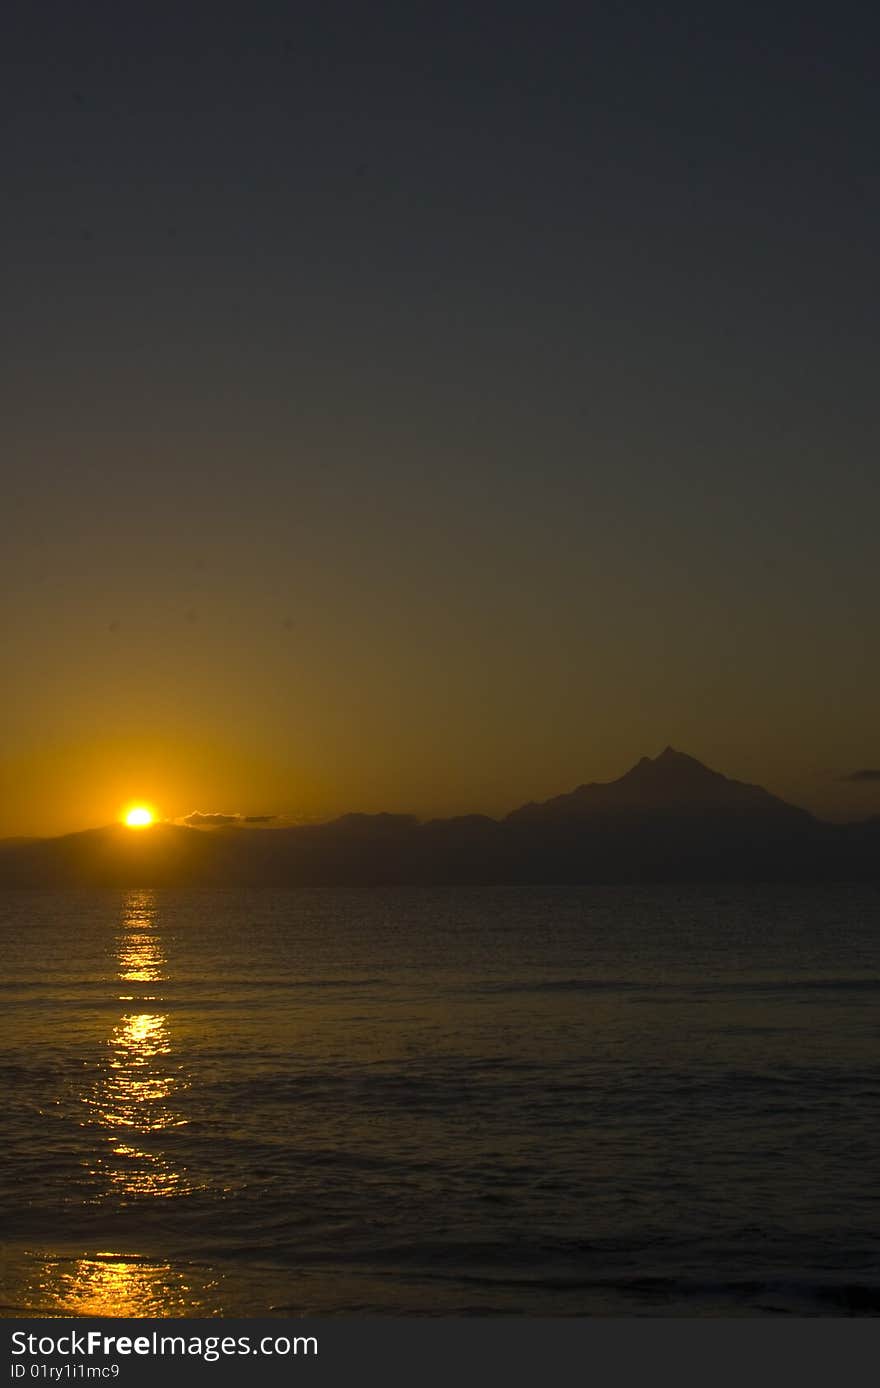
82 891 194 1200
20 1253 223 1318
117 938 165 983
20 894 217 1318
115 890 167 983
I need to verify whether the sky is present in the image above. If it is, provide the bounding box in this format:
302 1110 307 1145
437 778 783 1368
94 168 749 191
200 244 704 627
2 0 879 836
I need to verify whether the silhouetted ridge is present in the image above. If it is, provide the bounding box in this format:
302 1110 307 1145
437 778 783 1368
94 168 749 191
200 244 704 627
1 749 877 886
320 813 420 837
506 748 809 822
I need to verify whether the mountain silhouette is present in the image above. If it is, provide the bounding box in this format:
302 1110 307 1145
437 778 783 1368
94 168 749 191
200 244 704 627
1 750 877 887
507 747 810 821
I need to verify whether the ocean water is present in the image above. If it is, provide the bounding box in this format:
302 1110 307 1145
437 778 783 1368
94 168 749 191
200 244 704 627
1 884 879 1318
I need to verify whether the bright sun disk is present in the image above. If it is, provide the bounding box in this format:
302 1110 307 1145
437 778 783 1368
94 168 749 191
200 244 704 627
124 807 154 829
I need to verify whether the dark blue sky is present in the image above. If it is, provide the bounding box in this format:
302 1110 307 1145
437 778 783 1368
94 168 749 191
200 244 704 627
3 1 879 833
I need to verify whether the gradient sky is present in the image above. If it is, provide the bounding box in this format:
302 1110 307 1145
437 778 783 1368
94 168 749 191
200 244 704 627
3 0 879 836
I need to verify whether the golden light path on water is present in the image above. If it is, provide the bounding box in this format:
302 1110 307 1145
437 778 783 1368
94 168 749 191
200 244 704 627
26 1255 219 1318
90 890 190 1199
28 891 215 1316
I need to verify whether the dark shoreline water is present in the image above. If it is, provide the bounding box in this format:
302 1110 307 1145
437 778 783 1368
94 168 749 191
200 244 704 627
2 885 879 1316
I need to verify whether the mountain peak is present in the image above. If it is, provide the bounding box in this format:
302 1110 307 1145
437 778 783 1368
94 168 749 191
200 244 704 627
654 746 711 768
628 747 717 778
507 748 809 822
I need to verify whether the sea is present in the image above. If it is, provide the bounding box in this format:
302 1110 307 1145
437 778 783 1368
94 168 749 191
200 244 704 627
1 885 879 1318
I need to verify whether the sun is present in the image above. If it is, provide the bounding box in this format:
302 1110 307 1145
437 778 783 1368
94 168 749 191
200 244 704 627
123 806 154 829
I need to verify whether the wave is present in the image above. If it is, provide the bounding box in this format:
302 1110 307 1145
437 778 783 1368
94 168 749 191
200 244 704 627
478 976 880 996
266 1270 880 1315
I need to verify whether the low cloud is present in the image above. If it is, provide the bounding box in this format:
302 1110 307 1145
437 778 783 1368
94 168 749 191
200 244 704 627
181 811 240 827
180 811 279 828
843 769 880 783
